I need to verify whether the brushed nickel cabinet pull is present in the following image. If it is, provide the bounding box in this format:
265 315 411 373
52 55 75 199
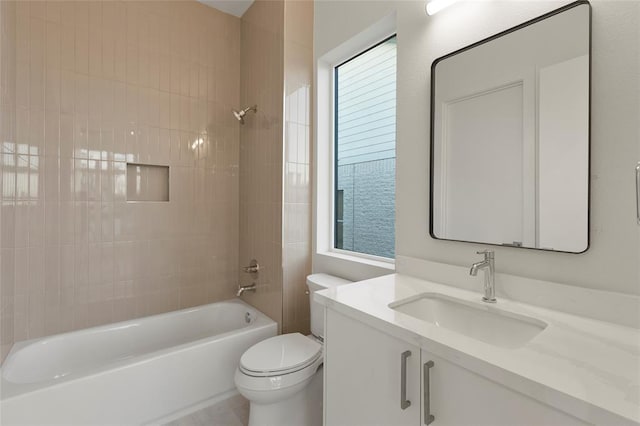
636 163 640 225
424 360 435 425
400 350 411 410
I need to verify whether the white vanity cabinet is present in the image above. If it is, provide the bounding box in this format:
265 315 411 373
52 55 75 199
324 308 421 426
324 309 590 426
422 349 589 426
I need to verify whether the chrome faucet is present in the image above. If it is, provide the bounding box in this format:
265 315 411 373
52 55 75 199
469 250 497 303
237 283 256 297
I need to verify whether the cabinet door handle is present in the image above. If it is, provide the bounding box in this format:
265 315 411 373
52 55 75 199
400 350 411 410
424 360 435 425
636 163 640 225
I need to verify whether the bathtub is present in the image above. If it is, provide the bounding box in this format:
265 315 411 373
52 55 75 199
0 299 277 425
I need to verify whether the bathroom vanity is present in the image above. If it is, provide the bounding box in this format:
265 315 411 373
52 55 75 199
315 2 639 423
317 274 640 426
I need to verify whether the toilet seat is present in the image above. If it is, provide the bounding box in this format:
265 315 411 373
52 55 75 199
234 274 351 426
239 333 322 377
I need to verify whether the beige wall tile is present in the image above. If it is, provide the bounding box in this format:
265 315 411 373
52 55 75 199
1 0 17 361
1 0 241 363
236 0 311 334
281 0 313 334
2 0 313 363
237 0 286 328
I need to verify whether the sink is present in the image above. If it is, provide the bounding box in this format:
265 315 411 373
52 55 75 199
389 293 547 349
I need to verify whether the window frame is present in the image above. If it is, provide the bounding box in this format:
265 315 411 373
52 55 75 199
313 14 397 279
329 34 398 264
316 35 397 264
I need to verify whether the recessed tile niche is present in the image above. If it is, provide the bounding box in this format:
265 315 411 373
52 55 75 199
126 163 170 202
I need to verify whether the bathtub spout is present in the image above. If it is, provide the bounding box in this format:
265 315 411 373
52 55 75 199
237 284 256 297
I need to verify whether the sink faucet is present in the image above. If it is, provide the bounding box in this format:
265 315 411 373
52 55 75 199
237 283 256 297
470 250 497 303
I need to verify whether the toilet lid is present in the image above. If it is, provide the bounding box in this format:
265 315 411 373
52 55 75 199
240 333 322 376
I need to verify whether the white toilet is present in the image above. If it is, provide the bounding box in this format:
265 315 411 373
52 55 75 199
234 273 351 426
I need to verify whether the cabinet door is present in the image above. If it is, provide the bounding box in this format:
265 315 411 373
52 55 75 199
421 350 590 426
324 310 420 426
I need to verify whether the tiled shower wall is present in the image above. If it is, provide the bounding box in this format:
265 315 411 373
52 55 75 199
0 1 241 361
238 0 312 334
238 0 285 327
282 0 313 334
1 0 17 361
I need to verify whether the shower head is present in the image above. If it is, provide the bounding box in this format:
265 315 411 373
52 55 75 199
232 105 258 124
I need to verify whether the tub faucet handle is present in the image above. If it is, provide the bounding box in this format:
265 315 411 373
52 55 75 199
242 259 260 274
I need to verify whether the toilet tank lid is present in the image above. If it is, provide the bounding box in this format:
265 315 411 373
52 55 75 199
306 273 352 289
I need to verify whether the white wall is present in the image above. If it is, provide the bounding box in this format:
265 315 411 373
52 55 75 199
314 0 640 295
538 55 589 252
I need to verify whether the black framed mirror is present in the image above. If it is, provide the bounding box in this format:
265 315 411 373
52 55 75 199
429 1 591 253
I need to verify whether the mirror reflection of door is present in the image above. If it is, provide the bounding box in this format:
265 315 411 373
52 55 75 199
431 1 590 253
436 79 533 248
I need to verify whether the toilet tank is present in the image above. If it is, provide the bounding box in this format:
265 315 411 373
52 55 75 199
307 273 352 340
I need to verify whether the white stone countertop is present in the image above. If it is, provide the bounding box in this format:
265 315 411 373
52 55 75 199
316 273 640 426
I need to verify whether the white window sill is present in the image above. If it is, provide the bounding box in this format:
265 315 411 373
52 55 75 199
313 250 395 282
327 249 395 269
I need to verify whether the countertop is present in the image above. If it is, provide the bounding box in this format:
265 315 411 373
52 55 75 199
316 273 640 425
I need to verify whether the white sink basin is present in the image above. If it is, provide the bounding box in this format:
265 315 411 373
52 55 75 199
389 293 547 349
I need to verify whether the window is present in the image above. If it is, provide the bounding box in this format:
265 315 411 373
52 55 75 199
334 35 397 259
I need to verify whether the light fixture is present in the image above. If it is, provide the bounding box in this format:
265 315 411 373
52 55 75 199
425 0 459 15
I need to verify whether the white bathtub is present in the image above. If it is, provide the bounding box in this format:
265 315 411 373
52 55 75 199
0 299 276 425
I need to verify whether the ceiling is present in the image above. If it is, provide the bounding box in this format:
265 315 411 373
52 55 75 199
196 0 255 17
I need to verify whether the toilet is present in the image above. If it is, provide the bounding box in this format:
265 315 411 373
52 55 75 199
234 273 351 426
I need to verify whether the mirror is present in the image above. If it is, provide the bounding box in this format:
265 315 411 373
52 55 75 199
430 1 591 253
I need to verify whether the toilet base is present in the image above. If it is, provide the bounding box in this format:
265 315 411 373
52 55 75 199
247 367 323 426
